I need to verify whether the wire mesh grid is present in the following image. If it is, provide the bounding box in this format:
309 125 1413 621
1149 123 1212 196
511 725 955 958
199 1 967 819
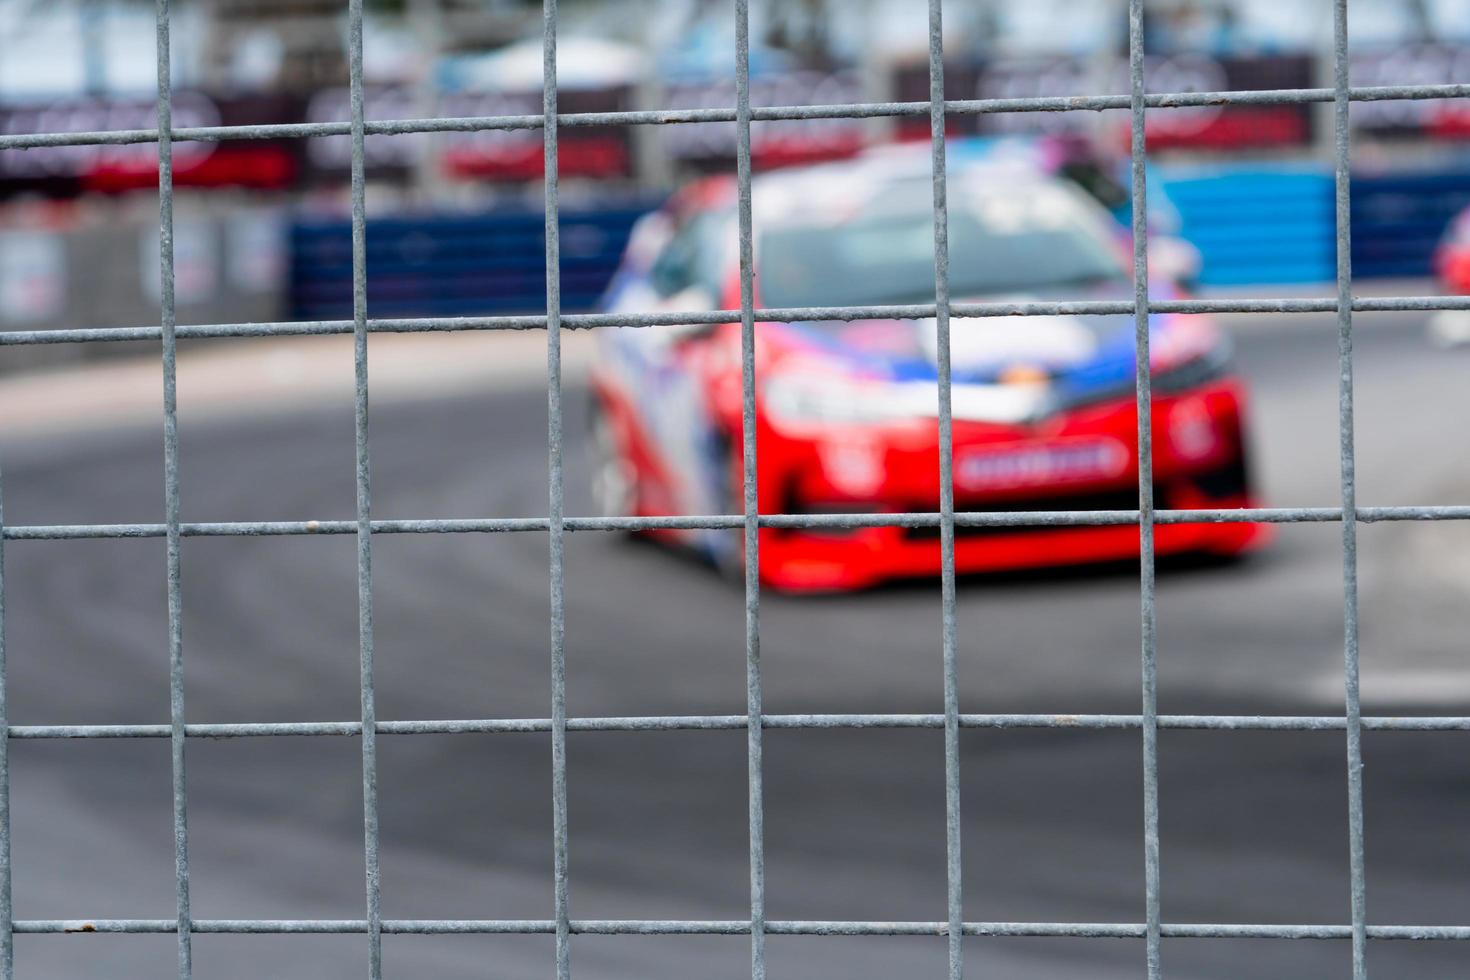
0 0 1468 978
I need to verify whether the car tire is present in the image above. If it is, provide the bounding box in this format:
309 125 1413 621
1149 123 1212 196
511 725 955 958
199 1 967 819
589 401 638 527
709 431 751 585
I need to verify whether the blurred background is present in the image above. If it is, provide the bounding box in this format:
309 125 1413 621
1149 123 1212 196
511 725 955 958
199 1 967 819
2 0 1470 977
0 0 1468 347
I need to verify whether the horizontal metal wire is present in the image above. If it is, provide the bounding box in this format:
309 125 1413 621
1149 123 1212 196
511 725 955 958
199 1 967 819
0 82 1466 152
6 506 1470 541
3 295 1468 348
11 918 1470 939
8 713 1470 741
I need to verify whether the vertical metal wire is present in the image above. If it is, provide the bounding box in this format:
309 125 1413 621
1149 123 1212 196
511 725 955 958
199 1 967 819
541 0 572 976
732 2 765 977
1126 1 1163 975
1332 1 1368 975
924 1 963 976
154 1 192 975
346 0 383 976
0 471 11 980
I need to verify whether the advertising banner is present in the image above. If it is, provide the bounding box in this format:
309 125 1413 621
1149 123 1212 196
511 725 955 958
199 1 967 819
303 84 634 182
0 93 301 197
1351 44 1470 140
659 70 870 170
893 54 1316 151
0 86 633 196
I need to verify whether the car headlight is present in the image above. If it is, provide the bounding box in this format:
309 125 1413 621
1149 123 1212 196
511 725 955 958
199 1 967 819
1150 315 1230 377
765 371 1053 428
763 373 906 427
1151 329 1232 394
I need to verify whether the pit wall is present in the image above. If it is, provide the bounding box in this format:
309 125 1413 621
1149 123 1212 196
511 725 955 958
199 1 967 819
1157 162 1470 287
285 162 1470 319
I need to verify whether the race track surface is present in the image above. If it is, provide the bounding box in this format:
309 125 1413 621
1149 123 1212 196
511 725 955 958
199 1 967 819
2 310 1468 978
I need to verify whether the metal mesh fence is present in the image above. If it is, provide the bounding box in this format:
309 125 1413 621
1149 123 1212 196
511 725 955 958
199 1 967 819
0 0 1468 978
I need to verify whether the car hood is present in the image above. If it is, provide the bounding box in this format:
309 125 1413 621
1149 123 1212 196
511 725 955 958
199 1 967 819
776 282 1180 405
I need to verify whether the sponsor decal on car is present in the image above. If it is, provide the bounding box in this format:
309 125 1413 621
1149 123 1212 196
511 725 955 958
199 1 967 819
955 437 1129 492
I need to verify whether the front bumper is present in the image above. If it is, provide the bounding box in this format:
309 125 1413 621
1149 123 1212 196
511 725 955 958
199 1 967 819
753 379 1269 592
757 479 1264 593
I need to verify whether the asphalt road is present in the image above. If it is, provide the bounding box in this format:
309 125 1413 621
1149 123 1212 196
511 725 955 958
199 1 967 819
2 309 1468 978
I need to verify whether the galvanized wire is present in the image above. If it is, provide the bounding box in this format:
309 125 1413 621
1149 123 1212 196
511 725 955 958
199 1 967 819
5 917 1470 939
346 0 384 975
4 294 1470 348
541 0 573 976
6 713 1470 740
1 294 1468 347
1 82 1467 151
1332 2 1369 976
7 504 1470 544
0 470 10 980
924 1 964 975
732 2 766 977
153 2 192 977
1127 2 1162 975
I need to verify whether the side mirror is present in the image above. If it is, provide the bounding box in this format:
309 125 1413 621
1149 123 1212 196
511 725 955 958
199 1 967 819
653 286 720 346
1148 235 1203 292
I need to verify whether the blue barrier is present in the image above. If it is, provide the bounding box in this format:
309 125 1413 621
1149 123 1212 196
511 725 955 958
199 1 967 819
287 167 1470 315
1160 161 1470 286
1158 165 1335 286
289 203 656 320
1350 170 1470 280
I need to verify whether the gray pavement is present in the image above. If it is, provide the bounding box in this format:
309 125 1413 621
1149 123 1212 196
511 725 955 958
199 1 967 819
1 310 1468 978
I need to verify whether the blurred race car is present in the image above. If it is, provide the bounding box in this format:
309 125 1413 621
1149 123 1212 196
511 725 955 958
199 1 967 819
1434 205 1470 294
590 143 1267 591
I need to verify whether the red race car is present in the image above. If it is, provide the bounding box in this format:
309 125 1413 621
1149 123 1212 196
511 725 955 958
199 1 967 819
590 144 1268 591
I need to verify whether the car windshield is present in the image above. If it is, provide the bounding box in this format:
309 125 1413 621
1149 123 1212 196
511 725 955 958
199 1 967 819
757 182 1127 308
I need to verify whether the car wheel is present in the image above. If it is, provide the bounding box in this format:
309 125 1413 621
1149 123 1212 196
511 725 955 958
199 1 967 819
590 402 638 523
709 432 749 584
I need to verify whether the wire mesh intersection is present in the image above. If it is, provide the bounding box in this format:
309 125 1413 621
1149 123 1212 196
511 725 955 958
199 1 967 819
0 0 1464 977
